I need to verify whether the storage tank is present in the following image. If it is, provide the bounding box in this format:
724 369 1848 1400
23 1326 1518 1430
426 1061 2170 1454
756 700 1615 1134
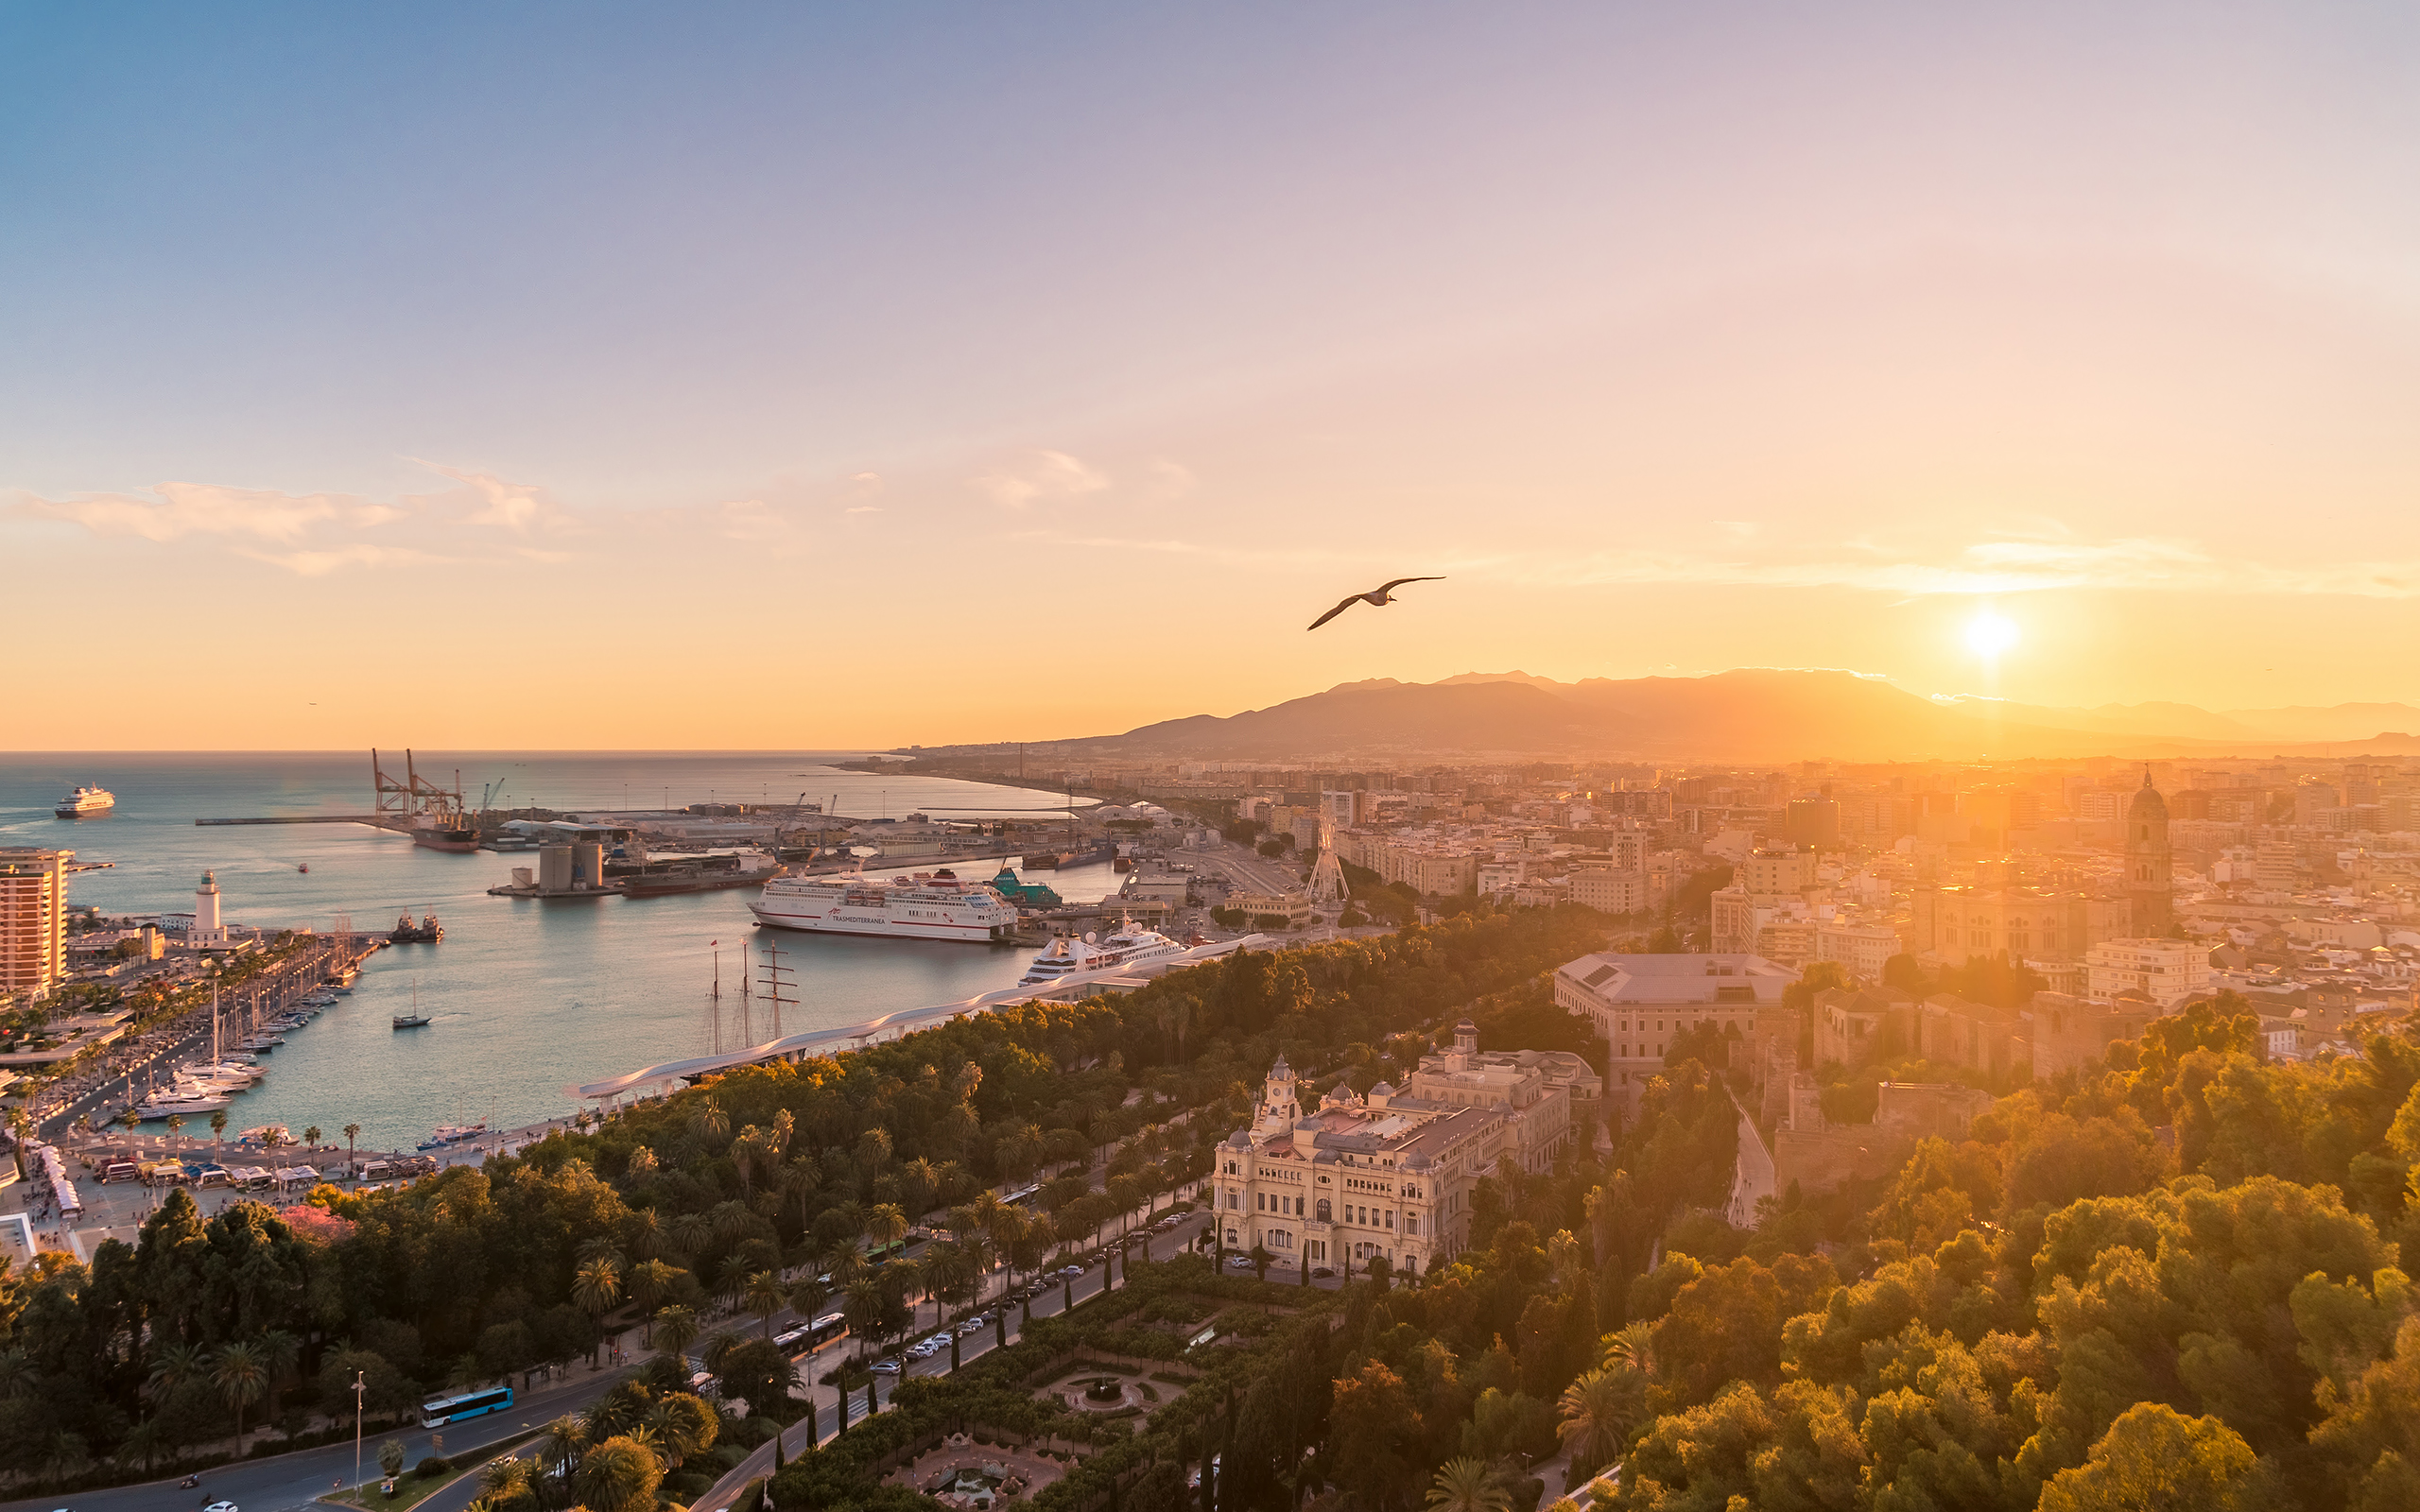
510 867 535 888
539 844 574 892
574 842 606 888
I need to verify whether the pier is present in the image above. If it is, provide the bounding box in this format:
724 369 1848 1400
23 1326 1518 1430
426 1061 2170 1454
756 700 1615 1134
568 933 1270 1105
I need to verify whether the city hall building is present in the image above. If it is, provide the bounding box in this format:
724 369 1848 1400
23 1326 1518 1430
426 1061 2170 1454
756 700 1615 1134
1210 1021 1598 1276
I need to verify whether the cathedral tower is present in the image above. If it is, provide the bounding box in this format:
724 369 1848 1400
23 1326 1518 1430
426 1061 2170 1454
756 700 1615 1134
2126 770 2172 936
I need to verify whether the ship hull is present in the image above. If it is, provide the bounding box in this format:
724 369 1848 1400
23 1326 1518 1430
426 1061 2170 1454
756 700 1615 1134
748 902 1013 941
410 831 478 852
55 804 114 818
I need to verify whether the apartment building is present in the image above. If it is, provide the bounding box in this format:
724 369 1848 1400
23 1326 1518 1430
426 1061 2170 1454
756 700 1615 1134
1568 865 1647 916
1814 920 1904 984
0 848 70 1003
2083 937 2211 1007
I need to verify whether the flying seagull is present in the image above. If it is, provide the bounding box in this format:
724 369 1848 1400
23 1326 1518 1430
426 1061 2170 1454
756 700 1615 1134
1307 576 1445 630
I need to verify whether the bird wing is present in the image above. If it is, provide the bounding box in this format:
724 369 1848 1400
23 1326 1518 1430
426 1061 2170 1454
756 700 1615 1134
1374 576 1445 593
1306 595 1362 630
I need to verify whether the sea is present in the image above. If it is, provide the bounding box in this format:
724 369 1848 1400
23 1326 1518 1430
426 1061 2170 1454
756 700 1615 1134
0 753 1125 1152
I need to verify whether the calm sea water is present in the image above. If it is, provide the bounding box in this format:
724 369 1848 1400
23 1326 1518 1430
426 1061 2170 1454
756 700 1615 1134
0 753 1121 1151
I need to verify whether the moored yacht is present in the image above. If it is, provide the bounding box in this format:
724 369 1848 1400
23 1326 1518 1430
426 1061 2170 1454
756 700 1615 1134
1016 918 1187 987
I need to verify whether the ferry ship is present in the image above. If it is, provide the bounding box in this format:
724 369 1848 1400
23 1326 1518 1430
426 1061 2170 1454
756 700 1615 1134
54 785 116 818
1017 919 1187 986
750 868 1018 941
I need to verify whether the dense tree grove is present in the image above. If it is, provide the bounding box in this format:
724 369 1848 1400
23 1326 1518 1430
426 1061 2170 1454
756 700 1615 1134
0 908 1607 1493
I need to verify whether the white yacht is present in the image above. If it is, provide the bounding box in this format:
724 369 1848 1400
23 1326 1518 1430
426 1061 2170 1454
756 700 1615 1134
1017 919 1187 987
750 868 1018 942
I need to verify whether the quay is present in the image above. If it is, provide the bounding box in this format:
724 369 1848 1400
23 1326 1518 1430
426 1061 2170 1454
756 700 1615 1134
569 932 1270 1105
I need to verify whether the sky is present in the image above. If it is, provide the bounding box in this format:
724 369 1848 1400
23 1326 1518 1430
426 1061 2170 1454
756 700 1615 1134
5 2 2419 749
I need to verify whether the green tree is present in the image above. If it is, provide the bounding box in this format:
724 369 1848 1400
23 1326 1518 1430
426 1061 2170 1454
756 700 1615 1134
379 1437 407 1477
571 1258 621 1362
2037 1402 2281 1512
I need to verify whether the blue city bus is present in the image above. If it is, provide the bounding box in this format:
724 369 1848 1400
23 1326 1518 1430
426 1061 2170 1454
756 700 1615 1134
422 1385 513 1429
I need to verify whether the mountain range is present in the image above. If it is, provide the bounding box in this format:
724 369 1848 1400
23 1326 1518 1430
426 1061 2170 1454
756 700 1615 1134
1024 671 2420 764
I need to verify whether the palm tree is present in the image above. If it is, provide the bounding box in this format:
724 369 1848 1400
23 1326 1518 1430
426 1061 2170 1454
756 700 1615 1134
1600 1321 1654 1376
147 1340 207 1401
303 1124 322 1147
777 1159 821 1233
1557 1366 1645 1479
709 1197 756 1246
625 1207 664 1260
1426 1456 1512 1512
210 1108 228 1143
115 1417 168 1475
575 1434 663 1512
343 1122 361 1172
540 1414 591 1480
668 1211 713 1262
687 1098 729 1147
572 1258 622 1363
212 1339 269 1453
841 1277 888 1363
167 1113 185 1140
865 1200 909 1257
653 1305 701 1364
480 1455 534 1503
630 1259 682 1339
788 1276 830 1332
646 1393 717 1469
746 1270 787 1339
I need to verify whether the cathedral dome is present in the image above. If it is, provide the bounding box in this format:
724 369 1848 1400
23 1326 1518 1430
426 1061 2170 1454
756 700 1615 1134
2128 773 2168 821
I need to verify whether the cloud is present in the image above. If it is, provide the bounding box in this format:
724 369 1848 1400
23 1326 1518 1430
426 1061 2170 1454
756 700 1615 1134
234 544 447 576
409 461 570 535
974 449 1109 507
12 481 378 541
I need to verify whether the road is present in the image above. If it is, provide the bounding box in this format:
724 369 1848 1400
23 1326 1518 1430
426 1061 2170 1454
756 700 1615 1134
0 1357 631 1512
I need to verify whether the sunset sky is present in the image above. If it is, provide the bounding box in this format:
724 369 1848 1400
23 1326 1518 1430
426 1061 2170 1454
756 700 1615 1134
7 3 2419 749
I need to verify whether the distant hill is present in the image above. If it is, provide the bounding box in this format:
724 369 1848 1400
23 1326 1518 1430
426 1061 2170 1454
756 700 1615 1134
1028 671 2420 764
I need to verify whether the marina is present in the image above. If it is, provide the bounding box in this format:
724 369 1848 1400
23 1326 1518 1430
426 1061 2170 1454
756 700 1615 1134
1 752 1140 1151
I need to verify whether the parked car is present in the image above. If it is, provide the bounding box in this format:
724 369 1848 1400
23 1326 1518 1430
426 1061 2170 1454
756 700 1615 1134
870 1357 902 1373
1227 1256 1254 1269
1312 1267 1334 1279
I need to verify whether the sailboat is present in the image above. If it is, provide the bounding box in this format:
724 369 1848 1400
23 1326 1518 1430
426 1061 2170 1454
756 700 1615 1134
392 980 432 1029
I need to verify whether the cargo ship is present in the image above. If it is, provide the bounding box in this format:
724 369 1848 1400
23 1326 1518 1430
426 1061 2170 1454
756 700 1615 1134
54 784 116 818
410 816 478 852
749 867 1018 941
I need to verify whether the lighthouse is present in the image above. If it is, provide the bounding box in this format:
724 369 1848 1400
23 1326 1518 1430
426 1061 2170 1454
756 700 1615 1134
193 868 225 945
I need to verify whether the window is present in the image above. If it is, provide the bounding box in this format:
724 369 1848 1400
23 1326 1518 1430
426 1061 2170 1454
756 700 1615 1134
1316 1198 1331 1222
1386 1211 1395 1229
1406 1215 1420 1234
1227 1193 1239 1210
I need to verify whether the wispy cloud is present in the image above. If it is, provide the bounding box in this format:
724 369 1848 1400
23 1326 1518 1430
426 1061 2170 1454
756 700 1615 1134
12 481 387 541
974 449 1109 507
234 543 449 576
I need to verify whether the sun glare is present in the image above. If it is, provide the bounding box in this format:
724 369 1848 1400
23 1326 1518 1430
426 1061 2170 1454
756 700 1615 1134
1965 609 2019 661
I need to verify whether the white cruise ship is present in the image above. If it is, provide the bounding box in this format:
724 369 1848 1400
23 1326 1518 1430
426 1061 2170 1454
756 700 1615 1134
750 868 1019 942
1018 919 1187 986
55 785 116 817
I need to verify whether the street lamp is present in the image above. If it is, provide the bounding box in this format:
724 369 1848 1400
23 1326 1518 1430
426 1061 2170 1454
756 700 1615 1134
354 1370 365 1492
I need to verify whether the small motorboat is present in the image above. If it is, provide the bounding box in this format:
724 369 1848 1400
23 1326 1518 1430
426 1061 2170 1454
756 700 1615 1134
298 863 309 873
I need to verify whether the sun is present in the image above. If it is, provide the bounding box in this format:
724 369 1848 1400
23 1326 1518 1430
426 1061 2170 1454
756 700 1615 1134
1965 608 2019 661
